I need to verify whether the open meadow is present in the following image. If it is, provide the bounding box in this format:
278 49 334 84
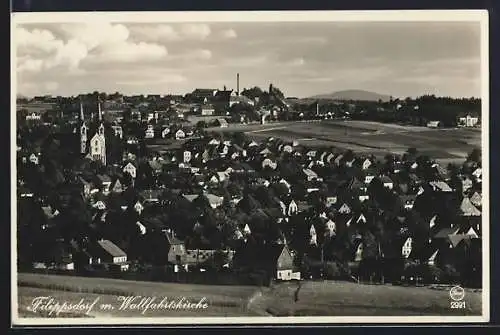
17 273 481 318
207 120 481 164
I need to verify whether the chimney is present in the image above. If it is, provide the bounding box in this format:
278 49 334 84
236 73 240 96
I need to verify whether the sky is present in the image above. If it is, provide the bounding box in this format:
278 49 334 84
15 21 482 99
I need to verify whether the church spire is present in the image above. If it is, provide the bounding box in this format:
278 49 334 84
98 98 102 122
80 98 84 121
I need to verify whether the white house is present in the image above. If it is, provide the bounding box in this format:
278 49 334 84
183 150 192 163
145 127 155 139
362 158 372 170
402 237 413 258
326 219 336 236
458 114 479 127
161 127 171 138
29 153 39 165
175 129 186 140
287 199 298 216
112 125 123 139
338 203 351 214
134 201 144 214
123 162 137 179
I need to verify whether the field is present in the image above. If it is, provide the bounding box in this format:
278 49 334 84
207 120 481 164
17 273 482 319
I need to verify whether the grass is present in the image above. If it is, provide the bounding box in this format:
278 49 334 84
17 273 259 317
216 120 481 160
252 281 482 317
17 273 482 319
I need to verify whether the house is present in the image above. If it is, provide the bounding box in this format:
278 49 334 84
29 153 39 165
112 125 123 139
401 237 413 258
165 231 187 265
97 174 112 194
460 197 481 216
90 239 129 271
325 219 336 236
134 201 144 214
427 121 442 128
175 129 186 140
361 158 373 170
200 104 215 116
123 162 137 179
354 241 363 262
380 175 394 189
470 192 482 208
216 118 229 128
287 199 298 216
472 167 482 180
400 195 417 210
183 150 192 163
458 114 479 127
429 181 453 192
325 196 337 208
462 177 474 193
145 126 155 139
303 168 320 181
233 243 296 281
356 214 367 224
338 203 351 214
161 127 171 138
262 158 277 170
111 179 123 193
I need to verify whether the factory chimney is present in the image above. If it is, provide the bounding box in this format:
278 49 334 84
237 73 240 96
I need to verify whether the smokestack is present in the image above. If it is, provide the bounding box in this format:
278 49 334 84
237 73 240 96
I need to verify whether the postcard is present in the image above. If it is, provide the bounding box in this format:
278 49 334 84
11 10 489 325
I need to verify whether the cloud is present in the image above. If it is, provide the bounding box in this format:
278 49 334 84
180 24 211 40
286 58 305 67
44 81 59 91
16 23 168 73
116 73 186 86
131 24 180 41
221 29 237 39
58 22 130 49
90 42 167 63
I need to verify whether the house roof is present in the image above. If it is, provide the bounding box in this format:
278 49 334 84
380 175 393 184
434 227 460 239
429 181 453 192
97 239 126 257
97 174 111 183
470 192 482 207
460 197 481 216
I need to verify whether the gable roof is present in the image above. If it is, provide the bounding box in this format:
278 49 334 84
460 197 481 216
97 239 126 257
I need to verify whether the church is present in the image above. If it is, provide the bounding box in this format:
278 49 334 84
77 99 107 166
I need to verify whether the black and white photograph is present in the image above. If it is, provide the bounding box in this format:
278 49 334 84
11 10 489 325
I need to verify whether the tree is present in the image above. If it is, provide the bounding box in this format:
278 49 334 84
407 147 418 157
241 86 264 100
467 148 481 163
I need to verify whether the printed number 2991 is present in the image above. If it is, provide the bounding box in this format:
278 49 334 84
450 301 466 309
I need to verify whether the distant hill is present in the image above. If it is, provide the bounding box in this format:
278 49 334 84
308 89 391 102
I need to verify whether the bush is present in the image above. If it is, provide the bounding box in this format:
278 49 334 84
323 262 344 279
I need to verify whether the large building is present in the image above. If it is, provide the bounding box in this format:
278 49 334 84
78 99 107 165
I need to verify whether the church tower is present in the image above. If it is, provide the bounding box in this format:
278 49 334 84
89 100 106 165
79 100 88 154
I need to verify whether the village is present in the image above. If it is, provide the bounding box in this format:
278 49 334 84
16 82 483 289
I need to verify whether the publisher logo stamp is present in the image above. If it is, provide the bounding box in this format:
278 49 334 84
449 285 465 301
449 285 466 309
